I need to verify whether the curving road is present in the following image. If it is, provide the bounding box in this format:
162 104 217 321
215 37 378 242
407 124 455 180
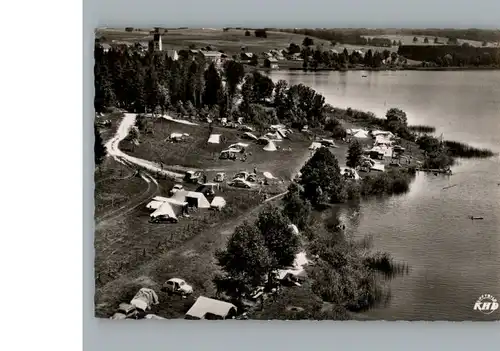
105 113 184 179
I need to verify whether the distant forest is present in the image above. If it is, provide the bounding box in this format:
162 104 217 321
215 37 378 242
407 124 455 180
275 28 500 46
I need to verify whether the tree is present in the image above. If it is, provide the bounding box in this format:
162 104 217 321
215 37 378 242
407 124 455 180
434 37 439 44
282 183 311 230
254 29 267 38
256 205 300 268
245 30 251 36
288 43 301 54
424 37 429 44
413 36 418 43
299 147 345 206
302 37 314 47
203 62 224 106
385 108 408 135
346 139 363 169
94 124 107 166
385 107 407 126
223 60 245 113
215 222 273 301
249 55 259 66
398 40 403 46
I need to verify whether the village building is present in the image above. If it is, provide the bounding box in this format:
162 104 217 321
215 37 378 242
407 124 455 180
199 51 225 66
264 58 279 69
240 52 255 61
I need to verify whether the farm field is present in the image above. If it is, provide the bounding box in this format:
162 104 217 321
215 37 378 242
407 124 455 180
97 28 332 56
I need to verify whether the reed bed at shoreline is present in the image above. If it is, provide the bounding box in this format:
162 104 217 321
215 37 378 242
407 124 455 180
444 140 497 158
408 125 436 133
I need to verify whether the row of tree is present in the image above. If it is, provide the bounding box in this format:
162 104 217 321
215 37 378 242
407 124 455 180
398 45 500 67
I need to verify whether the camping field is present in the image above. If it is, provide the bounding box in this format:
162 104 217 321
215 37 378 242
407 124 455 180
124 117 314 181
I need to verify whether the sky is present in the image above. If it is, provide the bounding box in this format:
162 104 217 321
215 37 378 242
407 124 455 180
88 0 500 29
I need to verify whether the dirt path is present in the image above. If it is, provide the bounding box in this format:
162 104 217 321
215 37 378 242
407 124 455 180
95 172 159 228
105 113 184 179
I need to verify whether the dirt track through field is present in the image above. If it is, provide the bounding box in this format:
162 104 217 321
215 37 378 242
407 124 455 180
95 172 159 227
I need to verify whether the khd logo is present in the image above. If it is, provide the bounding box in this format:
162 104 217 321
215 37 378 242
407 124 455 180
473 294 499 315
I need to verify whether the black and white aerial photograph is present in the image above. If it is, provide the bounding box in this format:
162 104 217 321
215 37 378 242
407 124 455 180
93 25 500 321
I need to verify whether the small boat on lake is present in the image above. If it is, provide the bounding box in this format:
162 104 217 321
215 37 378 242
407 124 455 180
469 216 484 220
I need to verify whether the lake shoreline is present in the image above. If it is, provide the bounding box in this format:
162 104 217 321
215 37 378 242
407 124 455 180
259 65 500 73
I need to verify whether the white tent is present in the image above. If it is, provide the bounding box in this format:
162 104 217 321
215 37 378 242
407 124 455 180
265 132 282 140
263 171 275 179
185 296 237 320
309 142 323 150
276 129 288 139
370 163 385 172
170 132 184 140
146 200 165 210
353 130 370 139
185 191 211 209
288 224 299 235
130 288 159 311
340 167 361 180
211 196 227 210
263 140 277 151
150 201 178 221
207 134 221 144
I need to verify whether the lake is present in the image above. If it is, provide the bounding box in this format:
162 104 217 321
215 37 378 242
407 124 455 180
269 70 500 321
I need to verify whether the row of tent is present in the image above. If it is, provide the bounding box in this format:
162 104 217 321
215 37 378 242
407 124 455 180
146 190 227 222
111 287 237 320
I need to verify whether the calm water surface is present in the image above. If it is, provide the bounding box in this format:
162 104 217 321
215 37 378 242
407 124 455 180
269 70 500 321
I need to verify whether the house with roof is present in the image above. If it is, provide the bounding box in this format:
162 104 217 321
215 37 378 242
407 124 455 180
264 58 279 69
100 43 111 53
240 52 255 61
199 51 226 67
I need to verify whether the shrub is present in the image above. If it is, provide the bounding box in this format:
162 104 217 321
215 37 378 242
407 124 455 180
360 170 412 197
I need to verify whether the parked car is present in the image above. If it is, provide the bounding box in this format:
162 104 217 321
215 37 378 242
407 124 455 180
214 172 226 182
162 278 193 296
169 184 184 195
233 171 250 180
184 170 203 183
228 178 252 189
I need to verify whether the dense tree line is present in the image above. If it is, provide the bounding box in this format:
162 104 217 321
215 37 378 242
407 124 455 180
280 28 372 46
95 43 333 129
278 28 500 46
398 45 500 67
